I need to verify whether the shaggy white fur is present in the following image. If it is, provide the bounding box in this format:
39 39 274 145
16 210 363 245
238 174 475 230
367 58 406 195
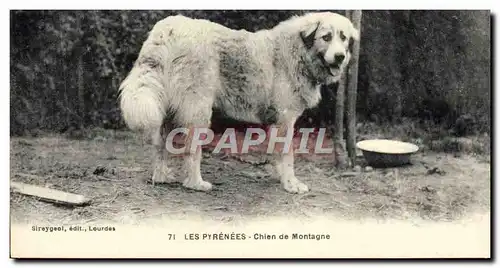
119 12 359 193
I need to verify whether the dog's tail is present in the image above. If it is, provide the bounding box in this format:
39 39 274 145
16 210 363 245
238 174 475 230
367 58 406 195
118 65 166 131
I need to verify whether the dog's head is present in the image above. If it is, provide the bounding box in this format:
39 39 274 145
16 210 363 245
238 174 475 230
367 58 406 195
299 12 360 83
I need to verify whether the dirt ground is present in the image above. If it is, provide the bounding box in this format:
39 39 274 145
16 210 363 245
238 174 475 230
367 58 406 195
10 129 491 225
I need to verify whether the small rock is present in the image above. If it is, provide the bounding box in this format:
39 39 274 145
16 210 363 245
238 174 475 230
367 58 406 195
353 165 362 173
420 185 436 193
93 166 107 175
313 167 323 173
365 166 373 172
426 167 446 176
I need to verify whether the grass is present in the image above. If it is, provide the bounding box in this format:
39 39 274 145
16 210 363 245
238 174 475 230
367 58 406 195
356 120 491 157
9 124 491 225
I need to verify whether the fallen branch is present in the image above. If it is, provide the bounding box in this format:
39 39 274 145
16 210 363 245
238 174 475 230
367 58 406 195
339 171 360 178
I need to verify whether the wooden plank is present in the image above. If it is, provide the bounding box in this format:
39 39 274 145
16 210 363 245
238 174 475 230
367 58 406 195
11 181 90 206
346 10 362 167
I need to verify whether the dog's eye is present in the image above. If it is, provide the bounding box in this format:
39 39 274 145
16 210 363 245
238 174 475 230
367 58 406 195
339 31 347 41
321 33 332 42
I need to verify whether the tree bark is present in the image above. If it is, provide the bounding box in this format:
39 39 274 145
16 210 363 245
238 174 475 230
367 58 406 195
334 74 348 168
346 10 362 166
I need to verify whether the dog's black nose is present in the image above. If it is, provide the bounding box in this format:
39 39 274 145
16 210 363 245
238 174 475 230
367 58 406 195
334 53 345 64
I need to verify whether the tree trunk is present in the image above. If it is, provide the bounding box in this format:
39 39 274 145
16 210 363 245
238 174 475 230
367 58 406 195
346 10 362 166
76 13 86 130
76 54 85 129
334 74 348 168
332 10 351 169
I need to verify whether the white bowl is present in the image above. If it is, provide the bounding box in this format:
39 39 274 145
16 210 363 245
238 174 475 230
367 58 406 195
356 139 419 167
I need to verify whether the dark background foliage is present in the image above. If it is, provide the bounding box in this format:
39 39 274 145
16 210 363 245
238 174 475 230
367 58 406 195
10 10 490 136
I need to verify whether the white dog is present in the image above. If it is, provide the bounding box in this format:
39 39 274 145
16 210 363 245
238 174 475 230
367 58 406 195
119 12 359 193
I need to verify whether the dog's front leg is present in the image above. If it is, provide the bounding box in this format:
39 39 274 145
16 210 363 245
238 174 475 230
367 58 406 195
271 119 309 194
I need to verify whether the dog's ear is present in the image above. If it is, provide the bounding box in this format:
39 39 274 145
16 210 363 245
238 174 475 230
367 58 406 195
348 26 360 53
300 21 320 49
348 37 355 53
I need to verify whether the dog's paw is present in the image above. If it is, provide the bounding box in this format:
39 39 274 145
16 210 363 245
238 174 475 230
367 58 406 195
183 179 213 192
282 177 309 194
152 166 176 184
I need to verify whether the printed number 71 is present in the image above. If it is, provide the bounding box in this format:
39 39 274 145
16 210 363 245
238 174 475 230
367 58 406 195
168 234 176 240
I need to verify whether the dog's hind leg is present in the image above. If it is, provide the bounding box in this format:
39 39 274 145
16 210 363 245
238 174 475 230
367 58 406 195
151 121 177 184
270 118 310 194
176 102 213 192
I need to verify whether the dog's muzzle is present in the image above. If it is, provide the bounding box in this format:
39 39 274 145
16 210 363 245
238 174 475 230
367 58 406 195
318 53 343 77
328 53 346 75
326 62 341 77
328 67 341 77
